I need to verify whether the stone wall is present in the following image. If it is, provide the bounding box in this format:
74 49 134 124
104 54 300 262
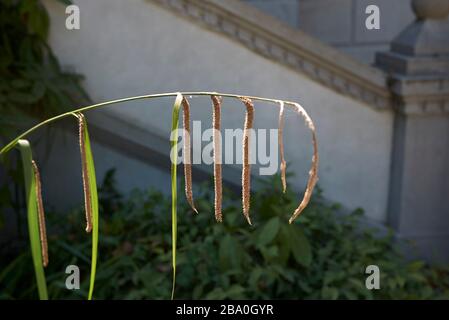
242 0 300 28
39 0 394 223
299 0 415 64
242 0 415 64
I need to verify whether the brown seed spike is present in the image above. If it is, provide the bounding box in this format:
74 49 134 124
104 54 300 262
239 97 254 225
211 95 223 223
181 98 198 214
77 113 93 233
278 101 287 193
288 102 319 224
31 160 49 267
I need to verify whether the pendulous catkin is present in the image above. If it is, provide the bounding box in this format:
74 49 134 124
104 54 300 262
31 160 49 267
240 97 254 225
181 98 198 214
278 101 287 193
288 102 319 224
211 95 223 222
77 113 93 233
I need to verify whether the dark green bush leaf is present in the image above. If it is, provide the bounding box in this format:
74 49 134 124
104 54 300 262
288 225 312 267
258 216 280 246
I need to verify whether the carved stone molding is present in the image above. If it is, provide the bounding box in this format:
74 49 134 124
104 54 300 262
149 0 392 110
395 96 449 115
384 59 449 115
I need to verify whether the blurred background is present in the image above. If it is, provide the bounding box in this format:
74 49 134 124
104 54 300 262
0 0 448 299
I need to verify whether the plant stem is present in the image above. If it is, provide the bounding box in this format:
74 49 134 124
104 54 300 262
0 92 300 155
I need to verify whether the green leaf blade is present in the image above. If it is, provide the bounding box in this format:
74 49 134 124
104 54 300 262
288 225 312 267
82 118 99 300
17 139 48 300
258 216 280 246
170 93 183 300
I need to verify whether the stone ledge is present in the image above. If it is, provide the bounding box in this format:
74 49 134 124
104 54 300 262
377 51 449 76
149 0 392 110
387 76 449 115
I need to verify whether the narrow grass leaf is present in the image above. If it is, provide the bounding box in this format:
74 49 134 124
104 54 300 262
17 139 48 300
170 93 183 300
74 113 99 300
81 116 99 300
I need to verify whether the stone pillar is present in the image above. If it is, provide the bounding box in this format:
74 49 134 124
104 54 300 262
376 0 449 262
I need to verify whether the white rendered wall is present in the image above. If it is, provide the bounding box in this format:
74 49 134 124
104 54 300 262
42 0 393 223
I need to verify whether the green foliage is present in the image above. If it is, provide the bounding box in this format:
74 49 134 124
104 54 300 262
0 0 88 139
0 0 89 236
1 170 448 299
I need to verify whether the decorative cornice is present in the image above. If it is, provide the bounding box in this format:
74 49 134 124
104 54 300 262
394 95 449 115
149 0 392 110
390 76 449 115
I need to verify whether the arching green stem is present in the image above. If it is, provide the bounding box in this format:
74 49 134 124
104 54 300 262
1 92 298 156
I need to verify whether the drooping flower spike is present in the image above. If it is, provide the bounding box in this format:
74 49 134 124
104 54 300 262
239 97 255 225
76 113 93 233
288 102 319 224
31 160 49 267
278 100 287 193
211 95 223 222
181 97 198 214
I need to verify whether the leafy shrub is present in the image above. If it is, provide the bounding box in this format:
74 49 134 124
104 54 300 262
1 170 448 299
0 0 89 140
0 0 89 229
